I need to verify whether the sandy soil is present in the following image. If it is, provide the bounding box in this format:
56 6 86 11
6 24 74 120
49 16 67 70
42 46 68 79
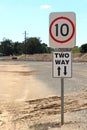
0 90 87 130
0 61 53 101
0 61 87 130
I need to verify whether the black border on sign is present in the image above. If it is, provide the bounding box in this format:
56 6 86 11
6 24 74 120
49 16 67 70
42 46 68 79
50 17 75 43
52 51 72 78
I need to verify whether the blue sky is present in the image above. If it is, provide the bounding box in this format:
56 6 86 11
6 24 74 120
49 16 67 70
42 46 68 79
0 0 87 47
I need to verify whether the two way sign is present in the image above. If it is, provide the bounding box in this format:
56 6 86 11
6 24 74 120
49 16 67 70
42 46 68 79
52 51 72 77
49 12 76 48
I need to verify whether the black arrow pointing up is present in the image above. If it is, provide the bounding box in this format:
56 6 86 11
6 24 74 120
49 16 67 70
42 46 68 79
64 66 67 75
57 67 61 76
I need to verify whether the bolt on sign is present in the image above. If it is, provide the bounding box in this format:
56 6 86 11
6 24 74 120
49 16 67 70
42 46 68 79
49 12 76 48
52 51 72 78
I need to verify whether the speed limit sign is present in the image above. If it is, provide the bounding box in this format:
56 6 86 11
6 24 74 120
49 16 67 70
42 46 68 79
49 12 76 48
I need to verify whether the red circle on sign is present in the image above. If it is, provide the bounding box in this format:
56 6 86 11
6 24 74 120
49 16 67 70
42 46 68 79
49 16 75 43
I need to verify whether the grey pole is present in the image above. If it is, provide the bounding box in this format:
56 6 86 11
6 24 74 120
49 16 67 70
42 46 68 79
25 31 27 59
61 78 64 125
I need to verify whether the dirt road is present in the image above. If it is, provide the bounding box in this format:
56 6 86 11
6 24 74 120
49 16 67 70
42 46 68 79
0 61 87 101
0 61 87 130
0 61 52 101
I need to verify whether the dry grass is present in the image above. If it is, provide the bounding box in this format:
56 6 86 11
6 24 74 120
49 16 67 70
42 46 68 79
0 53 87 61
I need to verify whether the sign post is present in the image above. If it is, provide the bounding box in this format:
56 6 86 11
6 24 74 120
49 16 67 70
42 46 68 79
49 12 76 126
52 50 72 125
61 78 64 125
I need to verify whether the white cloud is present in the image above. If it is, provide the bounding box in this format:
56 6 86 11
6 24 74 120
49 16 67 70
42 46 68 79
40 5 51 9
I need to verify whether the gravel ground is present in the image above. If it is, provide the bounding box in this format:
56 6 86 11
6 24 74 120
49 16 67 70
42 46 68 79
0 60 86 130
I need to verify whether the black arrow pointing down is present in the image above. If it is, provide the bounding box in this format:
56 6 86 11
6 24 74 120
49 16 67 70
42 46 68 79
64 66 67 75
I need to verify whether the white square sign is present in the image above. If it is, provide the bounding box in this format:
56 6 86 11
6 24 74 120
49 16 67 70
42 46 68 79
49 12 76 48
52 51 72 78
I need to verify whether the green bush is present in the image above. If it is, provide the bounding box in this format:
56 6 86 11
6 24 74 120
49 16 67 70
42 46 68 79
72 46 80 53
80 43 87 53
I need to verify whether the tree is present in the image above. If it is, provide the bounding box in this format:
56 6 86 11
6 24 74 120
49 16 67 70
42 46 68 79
13 42 24 55
1 39 14 56
41 43 52 53
46 47 53 53
0 37 52 55
80 43 87 53
41 43 48 53
26 37 42 54
24 37 52 54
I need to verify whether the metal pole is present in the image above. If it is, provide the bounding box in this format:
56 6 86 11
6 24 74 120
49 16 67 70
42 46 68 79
61 78 64 125
25 31 26 59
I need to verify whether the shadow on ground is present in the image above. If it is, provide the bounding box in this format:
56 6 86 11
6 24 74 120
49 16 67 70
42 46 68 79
30 121 61 130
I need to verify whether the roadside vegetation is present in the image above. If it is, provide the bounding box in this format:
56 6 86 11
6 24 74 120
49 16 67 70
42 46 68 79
0 37 87 56
0 37 52 56
72 43 87 53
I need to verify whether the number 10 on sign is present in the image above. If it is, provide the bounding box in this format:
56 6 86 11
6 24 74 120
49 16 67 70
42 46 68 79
49 12 76 48
55 23 69 37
